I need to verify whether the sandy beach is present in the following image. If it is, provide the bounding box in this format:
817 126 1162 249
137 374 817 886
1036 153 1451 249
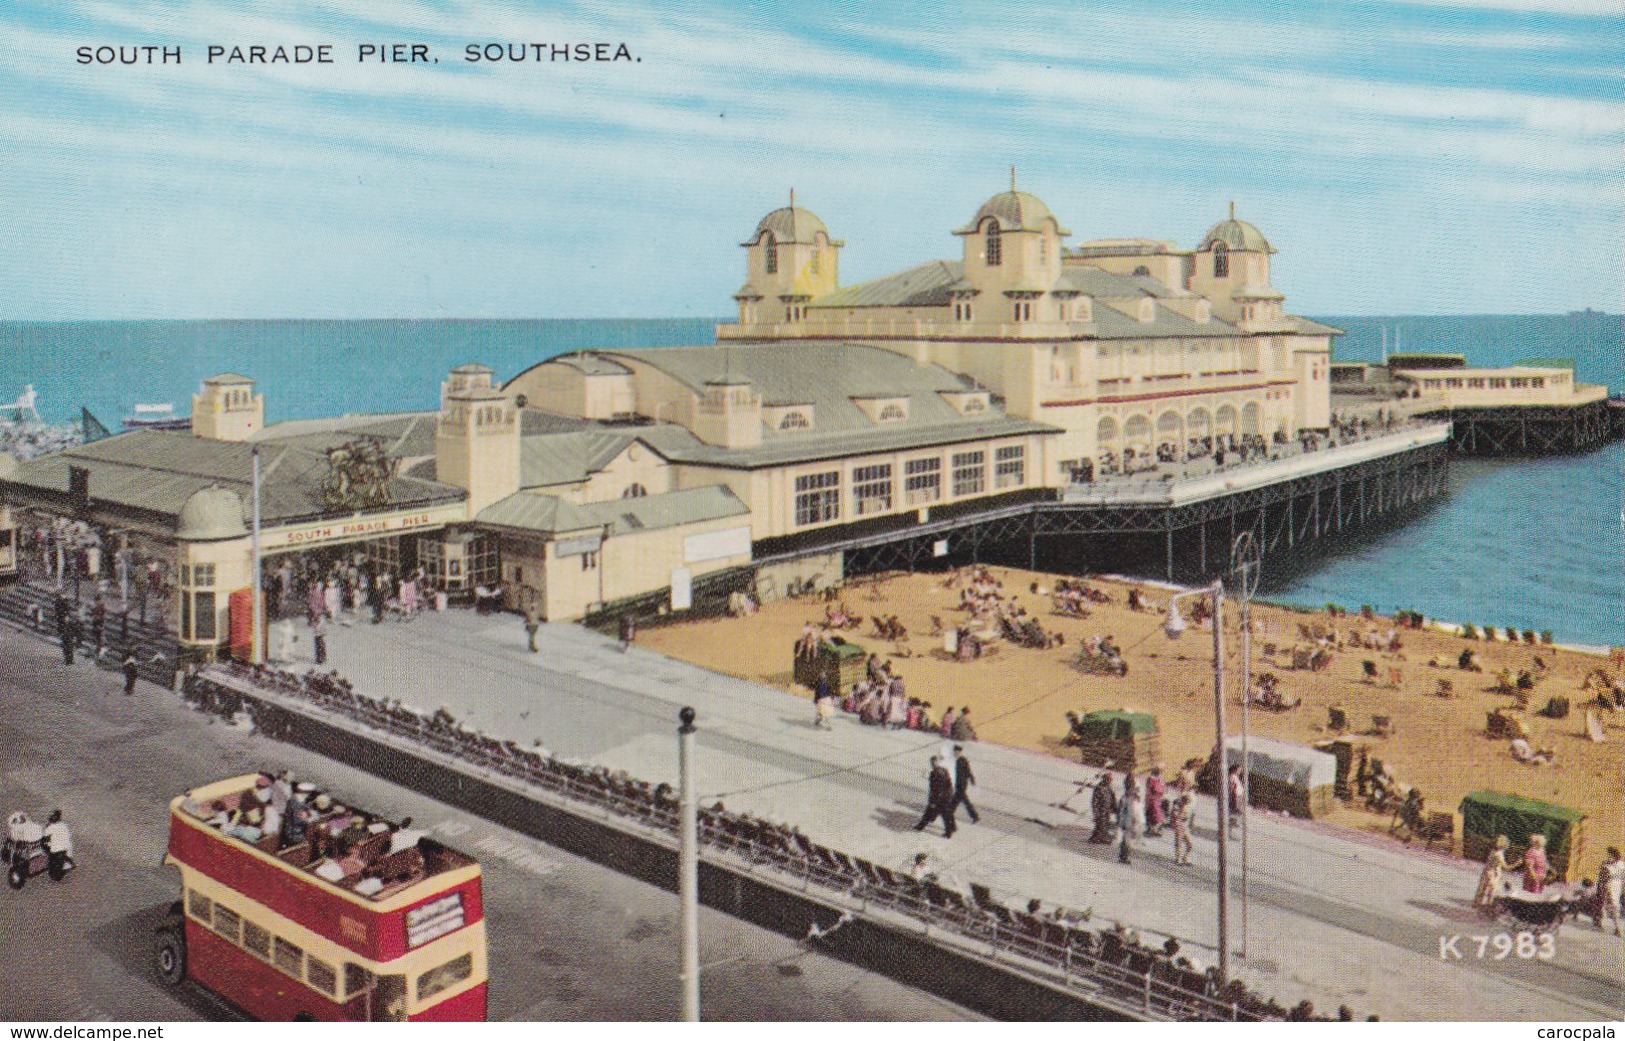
642 567 1625 868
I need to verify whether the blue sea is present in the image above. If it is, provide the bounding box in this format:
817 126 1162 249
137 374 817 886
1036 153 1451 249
3 313 1621 646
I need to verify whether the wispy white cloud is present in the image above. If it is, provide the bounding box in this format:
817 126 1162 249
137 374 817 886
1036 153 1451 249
0 0 1619 317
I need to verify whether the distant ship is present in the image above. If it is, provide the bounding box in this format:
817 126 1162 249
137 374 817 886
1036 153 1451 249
122 402 191 431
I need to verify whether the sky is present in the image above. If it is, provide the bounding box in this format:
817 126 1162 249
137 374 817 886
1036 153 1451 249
1 0 1620 320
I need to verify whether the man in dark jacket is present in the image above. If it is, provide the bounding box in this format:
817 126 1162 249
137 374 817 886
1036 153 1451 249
122 651 139 696
951 745 981 824
1089 771 1118 843
913 757 957 838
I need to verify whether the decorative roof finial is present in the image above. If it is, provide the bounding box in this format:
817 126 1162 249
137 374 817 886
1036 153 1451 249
790 187 795 209
1010 165 1017 193
1229 200 1235 220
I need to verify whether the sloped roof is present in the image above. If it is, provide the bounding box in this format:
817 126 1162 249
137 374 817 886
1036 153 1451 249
0 429 465 527
257 412 441 459
812 261 963 309
1058 267 1179 299
591 342 1058 469
1091 300 1240 340
1287 316 1344 336
520 430 636 488
478 484 749 537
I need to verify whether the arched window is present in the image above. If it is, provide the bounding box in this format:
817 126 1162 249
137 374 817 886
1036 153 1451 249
763 231 778 275
778 411 809 430
1133 265 1151 277
622 483 648 499
1213 242 1228 278
985 221 1002 267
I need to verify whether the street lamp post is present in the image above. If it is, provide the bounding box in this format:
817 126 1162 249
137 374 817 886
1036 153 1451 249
1164 578 1229 983
677 706 700 1022
1229 532 1261 962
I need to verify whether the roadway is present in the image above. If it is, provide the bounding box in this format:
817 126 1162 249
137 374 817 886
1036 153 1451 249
0 626 975 1022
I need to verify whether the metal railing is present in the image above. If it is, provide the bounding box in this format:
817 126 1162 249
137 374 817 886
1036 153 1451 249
181 663 1317 1022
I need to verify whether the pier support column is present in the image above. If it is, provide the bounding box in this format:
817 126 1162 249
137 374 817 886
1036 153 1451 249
1199 522 1207 575
1165 525 1175 582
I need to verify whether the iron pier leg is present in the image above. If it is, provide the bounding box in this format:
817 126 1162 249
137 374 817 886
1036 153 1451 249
1165 524 1175 583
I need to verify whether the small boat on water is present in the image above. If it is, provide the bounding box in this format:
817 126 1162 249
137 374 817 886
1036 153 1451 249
122 402 191 431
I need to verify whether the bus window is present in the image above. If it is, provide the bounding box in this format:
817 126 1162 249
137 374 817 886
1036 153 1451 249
417 953 473 1001
307 958 338 996
187 890 212 923
212 905 242 945
273 937 305 978
374 975 407 1022
242 921 271 961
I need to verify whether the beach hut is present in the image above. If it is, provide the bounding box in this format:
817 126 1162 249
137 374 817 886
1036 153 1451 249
793 638 868 694
1072 709 1160 772
1203 736 1338 819
1459 790 1588 882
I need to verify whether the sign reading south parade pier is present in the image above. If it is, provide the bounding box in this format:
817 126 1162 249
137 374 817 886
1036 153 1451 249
262 502 469 551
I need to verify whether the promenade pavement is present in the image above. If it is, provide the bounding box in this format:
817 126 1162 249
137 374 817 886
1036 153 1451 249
305 607 1625 1021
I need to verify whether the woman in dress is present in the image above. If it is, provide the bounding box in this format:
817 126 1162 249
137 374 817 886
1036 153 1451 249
1474 834 1518 912
1522 833 1551 894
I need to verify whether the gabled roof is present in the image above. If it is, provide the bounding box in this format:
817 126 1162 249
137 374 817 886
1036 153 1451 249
520 430 637 488
478 484 749 537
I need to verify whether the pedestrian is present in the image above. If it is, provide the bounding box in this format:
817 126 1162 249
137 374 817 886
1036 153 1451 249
938 706 958 739
1170 792 1194 865
61 613 82 666
619 612 636 652
1227 763 1245 837
1088 771 1117 844
951 745 980 824
813 671 834 729
41 810 74 880
950 706 977 742
1144 765 1167 836
368 571 385 624
913 756 957 838
1600 847 1624 936
523 603 541 653
312 615 328 666
1118 773 1143 864
122 650 139 696
1523 834 1551 894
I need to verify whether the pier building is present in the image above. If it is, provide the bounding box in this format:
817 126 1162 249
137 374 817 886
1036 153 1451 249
1331 353 1613 454
1 186 1472 650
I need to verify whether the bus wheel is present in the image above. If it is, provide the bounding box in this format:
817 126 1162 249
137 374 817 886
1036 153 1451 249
6 865 24 890
155 927 186 987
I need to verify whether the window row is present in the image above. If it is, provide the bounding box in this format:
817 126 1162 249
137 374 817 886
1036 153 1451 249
185 887 473 1008
790 447 1024 528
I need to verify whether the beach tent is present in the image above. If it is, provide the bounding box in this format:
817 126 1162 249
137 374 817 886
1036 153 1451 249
1459 790 1587 881
1072 709 1160 772
1205 735 1338 818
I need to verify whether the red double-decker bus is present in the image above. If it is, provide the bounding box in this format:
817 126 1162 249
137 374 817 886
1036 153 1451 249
158 773 487 1021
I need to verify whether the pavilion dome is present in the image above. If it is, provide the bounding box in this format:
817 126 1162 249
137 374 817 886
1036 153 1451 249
745 205 831 246
177 485 247 541
956 190 1071 236
1199 210 1275 254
